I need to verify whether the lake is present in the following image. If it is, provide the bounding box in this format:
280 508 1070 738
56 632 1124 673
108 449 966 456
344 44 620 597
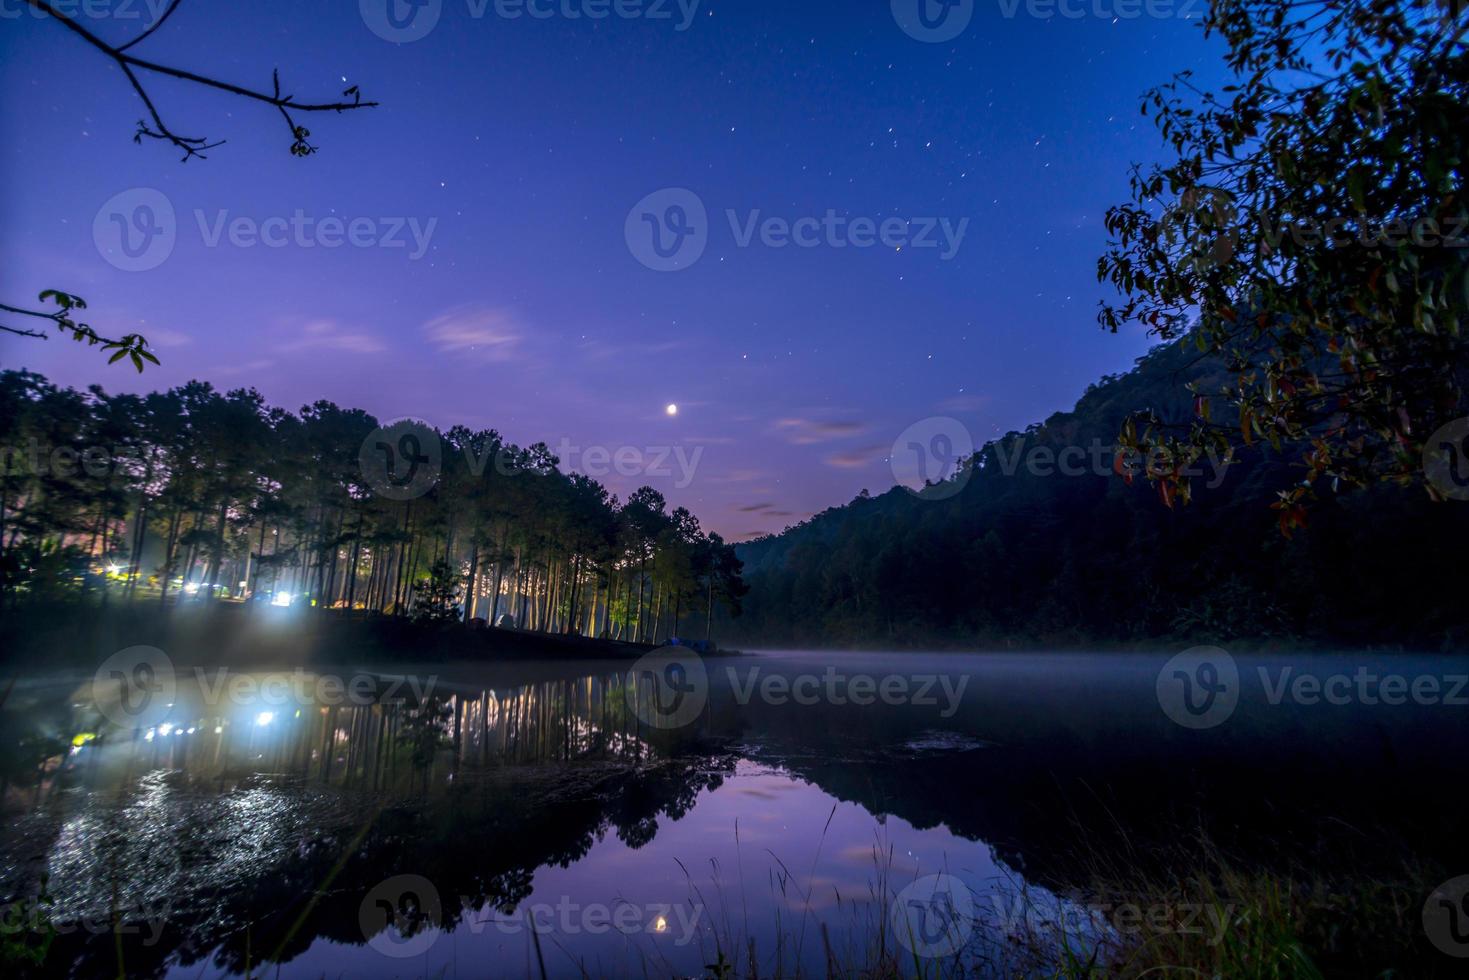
1 648 1464 977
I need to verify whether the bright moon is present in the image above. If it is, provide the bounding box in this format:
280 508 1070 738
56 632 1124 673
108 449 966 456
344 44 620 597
665 403 679 417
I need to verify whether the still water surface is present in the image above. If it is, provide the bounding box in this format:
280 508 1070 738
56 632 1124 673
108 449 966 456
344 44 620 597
0 649 1462 977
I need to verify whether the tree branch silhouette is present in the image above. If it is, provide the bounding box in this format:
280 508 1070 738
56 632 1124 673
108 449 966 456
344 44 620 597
7 0 382 372
1 293 158 373
27 0 377 160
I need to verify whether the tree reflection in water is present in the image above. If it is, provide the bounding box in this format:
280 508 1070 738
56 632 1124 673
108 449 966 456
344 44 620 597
0 669 733 979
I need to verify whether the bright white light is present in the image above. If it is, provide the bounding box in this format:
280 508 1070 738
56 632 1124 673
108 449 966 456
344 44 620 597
271 591 293 607
665 403 678 417
654 915 668 933
158 723 173 737
107 564 123 575
255 712 275 727
183 582 200 595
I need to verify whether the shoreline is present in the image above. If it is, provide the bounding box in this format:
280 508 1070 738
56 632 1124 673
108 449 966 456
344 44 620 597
0 599 671 673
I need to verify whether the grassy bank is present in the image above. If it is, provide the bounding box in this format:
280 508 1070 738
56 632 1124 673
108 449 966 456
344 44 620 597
680 836 1454 979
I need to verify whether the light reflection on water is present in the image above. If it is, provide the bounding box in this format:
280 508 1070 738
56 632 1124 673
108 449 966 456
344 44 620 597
0 650 1463 978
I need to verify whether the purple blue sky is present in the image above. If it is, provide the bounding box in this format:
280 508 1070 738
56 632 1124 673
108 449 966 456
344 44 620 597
1 0 1224 539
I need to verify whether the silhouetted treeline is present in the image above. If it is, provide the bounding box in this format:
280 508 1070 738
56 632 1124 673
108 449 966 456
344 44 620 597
725 340 1469 650
0 370 745 643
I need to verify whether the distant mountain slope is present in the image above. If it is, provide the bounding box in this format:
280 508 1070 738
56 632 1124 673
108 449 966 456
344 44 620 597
726 341 1469 650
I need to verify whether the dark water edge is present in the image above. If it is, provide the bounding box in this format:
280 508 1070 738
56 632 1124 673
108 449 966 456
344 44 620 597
0 600 666 674
1 614 1466 976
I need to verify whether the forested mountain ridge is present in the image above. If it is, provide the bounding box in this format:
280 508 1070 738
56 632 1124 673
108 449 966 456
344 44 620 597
726 339 1469 650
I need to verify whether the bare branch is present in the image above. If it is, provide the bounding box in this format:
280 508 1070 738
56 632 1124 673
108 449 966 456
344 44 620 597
27 0 376 159
114 0 185 54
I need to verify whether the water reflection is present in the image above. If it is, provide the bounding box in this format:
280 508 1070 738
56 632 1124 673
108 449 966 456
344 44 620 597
0 651 1465 978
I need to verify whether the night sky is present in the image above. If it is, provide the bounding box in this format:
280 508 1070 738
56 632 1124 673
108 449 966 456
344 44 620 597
2 0 1225 539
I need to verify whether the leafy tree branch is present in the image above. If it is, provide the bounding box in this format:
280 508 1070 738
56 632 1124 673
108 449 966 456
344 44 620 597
1098 0 1469 531
0 292 157 373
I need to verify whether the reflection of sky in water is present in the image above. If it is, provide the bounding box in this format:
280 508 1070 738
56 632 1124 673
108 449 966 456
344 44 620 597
219 761 1048 979
4 651 1463 978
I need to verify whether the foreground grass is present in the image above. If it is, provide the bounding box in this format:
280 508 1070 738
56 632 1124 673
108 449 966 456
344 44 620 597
670 825 1454 980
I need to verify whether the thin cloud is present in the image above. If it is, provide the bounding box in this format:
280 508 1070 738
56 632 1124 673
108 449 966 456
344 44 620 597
214 358 275 376
937 394 992 413
738 502 773 512
775 418 867 445
424 305 524 362
280 320 385 354
140 325 193 348
708 469 767 485
823 444 888 469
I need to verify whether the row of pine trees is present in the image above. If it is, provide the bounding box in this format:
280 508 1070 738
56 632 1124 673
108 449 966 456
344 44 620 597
0 369 746 644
